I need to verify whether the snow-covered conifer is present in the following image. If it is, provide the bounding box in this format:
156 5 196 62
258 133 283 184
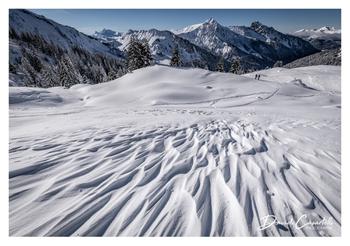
273 60 283 67
58 54 82 88
141 40 153 67
21 56 38 87
216 57 225 72
41 65 58 88
170 45 181 67
230 59 241 74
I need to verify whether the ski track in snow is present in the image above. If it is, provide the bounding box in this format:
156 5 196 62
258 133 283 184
10 117 340 236
9 65 341 236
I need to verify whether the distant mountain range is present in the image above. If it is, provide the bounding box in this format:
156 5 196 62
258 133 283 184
94 18 319 69
176 19 317 67
9 9 341 87
292 26 341 50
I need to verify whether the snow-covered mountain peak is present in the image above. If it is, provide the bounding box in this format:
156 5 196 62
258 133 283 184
174 18 223 35
295 26 340 35
250 21 263 27
318 26 337 32
125 29 137 34
292 26 341 49
95 28 117 37
205 17 219 25
250 21 265 29
93 28 122 41
200 19 222 32
296 28 306 33
250 21 276 34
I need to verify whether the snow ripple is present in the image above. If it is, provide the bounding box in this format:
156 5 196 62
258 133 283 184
9 119 341 236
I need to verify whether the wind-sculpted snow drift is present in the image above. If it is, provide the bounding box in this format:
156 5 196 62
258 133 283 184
9 65 341 236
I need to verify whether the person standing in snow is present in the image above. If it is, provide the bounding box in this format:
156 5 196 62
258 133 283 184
255 74 258 80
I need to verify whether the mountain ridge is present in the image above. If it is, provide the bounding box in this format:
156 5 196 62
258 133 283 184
10 9 124 58
94 17 319 69
292 26 341 50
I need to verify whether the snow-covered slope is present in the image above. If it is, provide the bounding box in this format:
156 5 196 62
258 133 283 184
9 9 123 58
73 65 277 108
293 27 341 50
284 48 341 68
10 65 340 236
244 65 340 92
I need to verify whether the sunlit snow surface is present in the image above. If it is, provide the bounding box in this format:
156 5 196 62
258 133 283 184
9 65 340 236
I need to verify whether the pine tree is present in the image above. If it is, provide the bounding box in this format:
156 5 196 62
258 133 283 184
81 74 90 84
21 56 38 87
58 58 68 87
58 54 82 88
216 57 225 72
273 60 283 68
41 65 58 87
9 63 16 73
230 59 241 74
24 51 43 73
170 45 181 67
99 64 108 83
126 38 152 72
141 40 152 67
9 28 19 40
117 67 125 78
126 37 141 71
107 69 118 81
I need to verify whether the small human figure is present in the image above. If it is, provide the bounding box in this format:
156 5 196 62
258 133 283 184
258 74 261 80
255 74 258 80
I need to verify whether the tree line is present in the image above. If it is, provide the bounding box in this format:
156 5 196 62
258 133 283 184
10 28 126 88
169 45 242 74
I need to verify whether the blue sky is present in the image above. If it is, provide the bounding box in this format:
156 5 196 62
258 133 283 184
30 9 341 35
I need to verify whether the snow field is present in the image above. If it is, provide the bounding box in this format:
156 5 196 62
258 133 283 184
9 65 341 236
